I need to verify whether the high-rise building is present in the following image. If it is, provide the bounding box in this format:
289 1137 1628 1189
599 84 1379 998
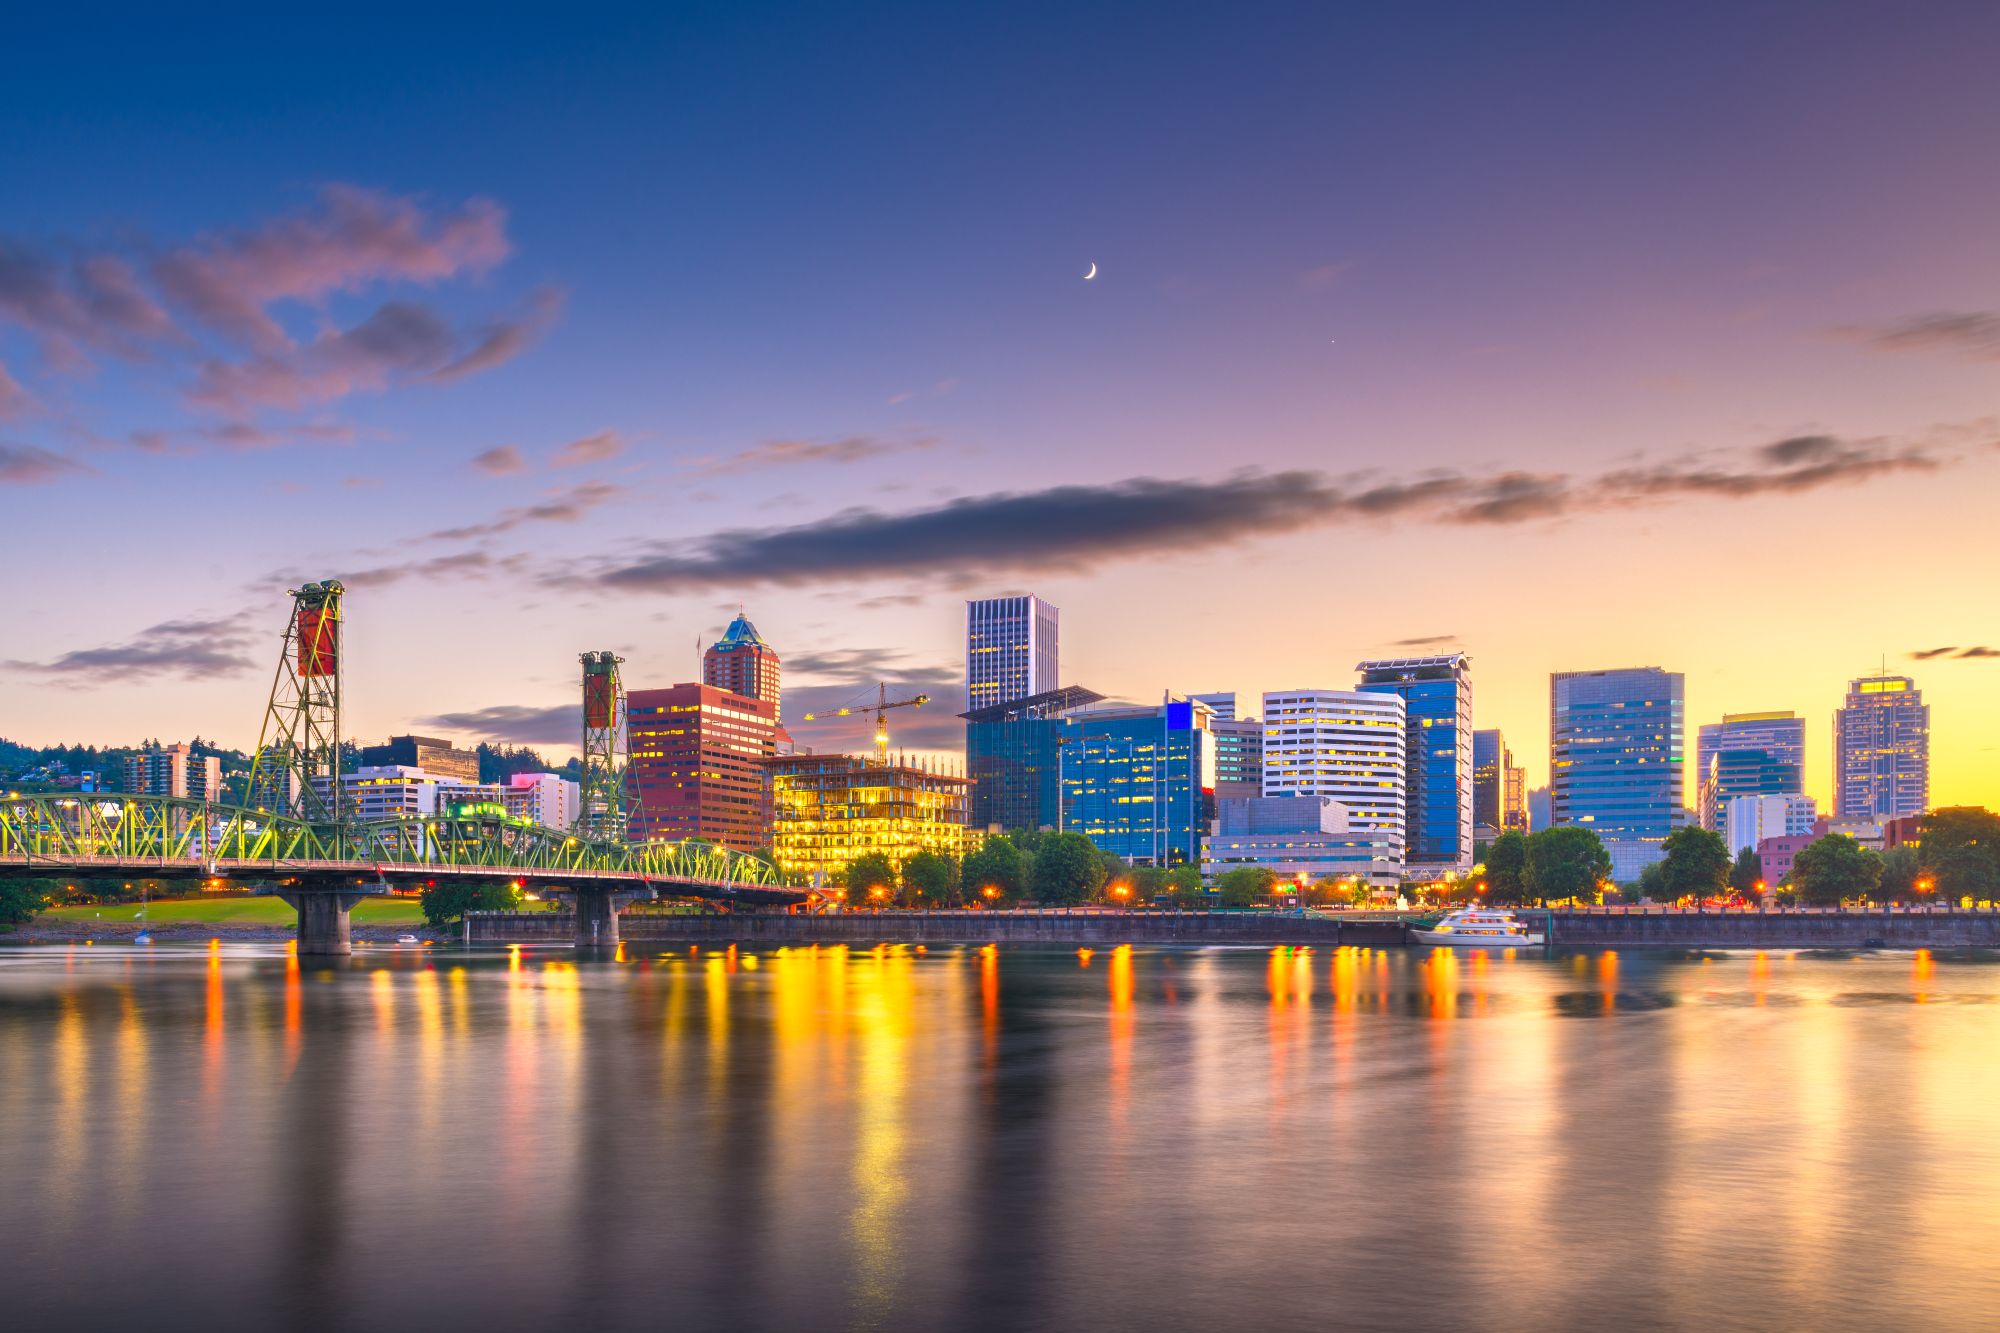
966 594 1059 712
1261 689 1406 877
358 735 480 783
1358 655 1473 872
1472 729 1525 838
123 742 222 802
504 772 581 831
1194 692 1264 801
329 766 503 821
1725 793 1817 857
703 612 782 718
1695 712 1806 831
1202 795 1404 887
1550 667 1686 882
1059 697 1214 866
963 684 1103 833
765 753 970 887
1835 675 1930 820
626 683 783 852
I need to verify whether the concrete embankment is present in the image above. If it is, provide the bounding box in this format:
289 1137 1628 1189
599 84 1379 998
462 908 2000 950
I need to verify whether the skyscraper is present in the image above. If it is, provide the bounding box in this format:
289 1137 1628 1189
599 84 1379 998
966 594 1059 712
1472 729 1525 837
1194 692 1264 801
1550 667 1686 882
1261 688 1406 876
1695 712 1806 831
1834 675 1930 819
123 742 222 802
626 683 783 852
703 612 781 718
962 684 1102 832
1358 654 1473 872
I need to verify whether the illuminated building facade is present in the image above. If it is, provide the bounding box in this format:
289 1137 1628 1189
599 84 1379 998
966 594 1059 712
1058 698 1214 866
1260 689 1406 875
1194 692 1264 801
1550 667 1685 882
123 742 222 802
765 752 970 886
1358 655 1474 872
1834 675 1929 820
627 683 782 852
1202 795 1403 887
1471 729 1526 837
357 734 480 783
963 684 1102 832
1695 711 1805 831
703 613 782 718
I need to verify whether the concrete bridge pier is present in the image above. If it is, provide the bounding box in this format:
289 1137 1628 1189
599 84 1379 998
277 886 378 956
573 885 651 952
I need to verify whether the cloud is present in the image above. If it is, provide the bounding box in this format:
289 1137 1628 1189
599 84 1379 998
1836 312 2000 363
686 434 938 478
6 616 257 683
551 430 626 467
1392 634 1459 647
471 444 529 476
592 434 1955 592
418 703 577 746
426 480 623 540
1957 646 1999 659
0 442 91 484
432 285 566 383
784 646 954 679
1910 647 1958 660
0 241 175 359
185 299 459 413
152 184 509 352
300 550 529 591
787 673 970 753
0 364 36 419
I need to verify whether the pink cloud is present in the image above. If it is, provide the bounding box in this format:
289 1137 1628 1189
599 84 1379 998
153 184 511 352
0 363 33 419
433 285 566 383
551 430 626 467
472 444 529 475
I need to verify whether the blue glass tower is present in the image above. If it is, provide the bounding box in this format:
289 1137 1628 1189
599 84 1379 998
1550 667 1686 881
1059 699 1215 866
962 685 1102 833
1358 655 1474 872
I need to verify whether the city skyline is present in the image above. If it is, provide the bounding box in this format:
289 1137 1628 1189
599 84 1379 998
3 5 1999 812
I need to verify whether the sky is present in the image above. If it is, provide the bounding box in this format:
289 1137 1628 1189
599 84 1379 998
2 1 1997 809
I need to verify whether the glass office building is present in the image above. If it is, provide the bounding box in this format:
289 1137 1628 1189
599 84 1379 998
1472 728 1526 836
1059 698 1215 866
1358 655 1474 872
966 594 1059 712
1550 667 1686 882
1694 711 1805 831
1193 692 1263 800
1834 675 1929 819
963 685 1103 833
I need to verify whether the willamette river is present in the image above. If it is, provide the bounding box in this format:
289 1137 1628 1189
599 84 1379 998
2 941 1997 1332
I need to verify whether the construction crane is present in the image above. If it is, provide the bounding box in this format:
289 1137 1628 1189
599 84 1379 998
801 683 931 767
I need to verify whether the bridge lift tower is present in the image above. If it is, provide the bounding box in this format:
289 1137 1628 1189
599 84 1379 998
578 651 629 842
244 580 347 822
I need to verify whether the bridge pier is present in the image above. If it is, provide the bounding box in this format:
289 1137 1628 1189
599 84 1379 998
573 886 651 951
277 887 376 956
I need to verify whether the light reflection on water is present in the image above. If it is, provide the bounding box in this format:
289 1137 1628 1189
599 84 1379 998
1 942 1998 1332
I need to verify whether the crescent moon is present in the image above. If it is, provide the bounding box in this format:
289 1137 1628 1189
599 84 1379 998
1084 262 1097 280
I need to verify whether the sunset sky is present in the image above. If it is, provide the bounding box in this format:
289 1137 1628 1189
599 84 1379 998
2 3 1997 809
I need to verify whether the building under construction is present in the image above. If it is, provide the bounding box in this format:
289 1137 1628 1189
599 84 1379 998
763 752 971 887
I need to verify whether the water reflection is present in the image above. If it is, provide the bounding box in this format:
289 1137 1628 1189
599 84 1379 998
3 944 2000 1332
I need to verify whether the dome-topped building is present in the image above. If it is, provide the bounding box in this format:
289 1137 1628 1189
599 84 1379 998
704 611 781 719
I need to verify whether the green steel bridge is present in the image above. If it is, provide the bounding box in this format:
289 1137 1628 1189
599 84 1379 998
0 792 805 949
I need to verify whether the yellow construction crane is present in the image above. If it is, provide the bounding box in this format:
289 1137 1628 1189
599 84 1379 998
801 683 931 766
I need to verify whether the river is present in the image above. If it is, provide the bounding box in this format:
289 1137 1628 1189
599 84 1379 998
1 941 1995 1332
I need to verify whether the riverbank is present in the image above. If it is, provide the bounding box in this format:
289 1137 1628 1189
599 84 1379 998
7 896 432 943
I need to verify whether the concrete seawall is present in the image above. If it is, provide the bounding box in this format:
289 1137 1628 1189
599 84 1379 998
464 908 2000 950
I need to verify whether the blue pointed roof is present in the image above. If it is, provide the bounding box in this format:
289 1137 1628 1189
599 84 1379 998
713 612 768 651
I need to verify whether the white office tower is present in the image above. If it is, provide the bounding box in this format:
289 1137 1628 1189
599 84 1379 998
1260 689 1406 878
966 594 1060 711
1725 793 1817 857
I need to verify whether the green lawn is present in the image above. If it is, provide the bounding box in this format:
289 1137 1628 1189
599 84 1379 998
40 896 428 926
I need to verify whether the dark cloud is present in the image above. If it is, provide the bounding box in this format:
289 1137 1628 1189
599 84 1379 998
1392 634 1459 647
787 674 969 753
1956 646 2000 659
426 480 622 541
332 551 527 590
0 442 91 484
601 471 1337 593
1910 645 1998 661
6 617 257 683
784 647 954 679
471 444 529 476
686 434 938 478
1910 647 1959 660
432 286 566 383
419 703 577 746
1836 312 2000 363
1597 435 1934 499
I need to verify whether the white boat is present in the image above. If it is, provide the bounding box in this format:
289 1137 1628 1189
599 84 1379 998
396 935 421 945
1411 908 1544 947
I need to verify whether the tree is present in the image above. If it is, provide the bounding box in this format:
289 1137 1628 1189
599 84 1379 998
962 836 1028 904
1918 807 2000 901
1878 845 1921 902
0 877 53 926
1636 861 1667 902
1730 847 1764 898
1484 830 1529 904
1127 865 1171 900
1030 832 1106 905
419 878 523 928
843 851 898 905
1525 826 1611 904
1216 866 1276 907
900 849 961 907
1790 833 1883 906
1657 826 1731 902
1165 864 1208 905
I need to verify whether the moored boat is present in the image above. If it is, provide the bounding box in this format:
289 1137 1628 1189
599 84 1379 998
1410 907 1544 947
